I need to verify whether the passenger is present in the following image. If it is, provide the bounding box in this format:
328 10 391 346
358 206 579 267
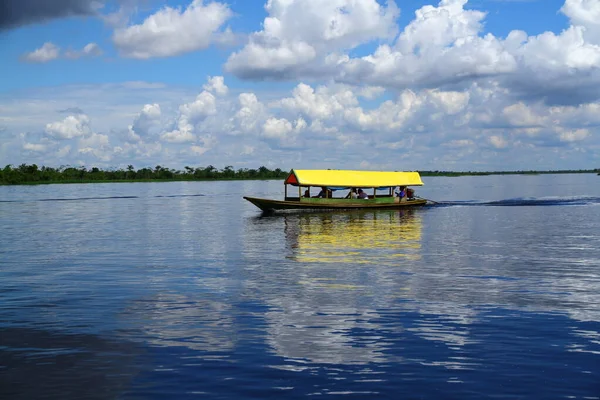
395 186 406 198
304 189 310 198
346 188 357 199
406 188 415 199
316 186 328 198
357 189 369 199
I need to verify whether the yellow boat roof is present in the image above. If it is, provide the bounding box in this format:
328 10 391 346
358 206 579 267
284 169 424 187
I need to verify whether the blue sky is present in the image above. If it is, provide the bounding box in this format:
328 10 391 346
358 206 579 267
1 0 599 171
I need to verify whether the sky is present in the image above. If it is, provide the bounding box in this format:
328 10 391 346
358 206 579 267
0 0 599 172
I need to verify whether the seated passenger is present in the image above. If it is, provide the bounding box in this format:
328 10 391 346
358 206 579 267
406 188 415 199
357 189 369 199
395 186 406 198
345 188 357 199
315 186 328 198
304 189 310 198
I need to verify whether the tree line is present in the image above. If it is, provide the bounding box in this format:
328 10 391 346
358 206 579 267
0 164 287 185
1 164 598 185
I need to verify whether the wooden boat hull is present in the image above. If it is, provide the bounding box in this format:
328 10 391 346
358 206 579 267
243 196 428 212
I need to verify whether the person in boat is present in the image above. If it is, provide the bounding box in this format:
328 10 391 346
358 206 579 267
315 187 331 198
345 188 357 199
357 189 369 199
395 186 406 199
303 189 310 198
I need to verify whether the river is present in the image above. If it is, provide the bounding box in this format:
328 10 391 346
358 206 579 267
1 173 599 399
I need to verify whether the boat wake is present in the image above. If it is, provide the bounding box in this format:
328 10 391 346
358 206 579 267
431 196 600 207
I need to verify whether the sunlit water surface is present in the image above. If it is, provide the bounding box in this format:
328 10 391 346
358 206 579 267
1 174 599 399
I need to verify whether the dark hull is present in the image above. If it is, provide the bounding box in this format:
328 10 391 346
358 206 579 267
243 196 428 212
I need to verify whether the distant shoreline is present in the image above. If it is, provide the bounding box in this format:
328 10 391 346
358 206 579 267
1 164 598 186
419 169 600 177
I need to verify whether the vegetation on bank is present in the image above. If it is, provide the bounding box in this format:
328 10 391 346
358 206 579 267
1 164 599 185
0 164 287 185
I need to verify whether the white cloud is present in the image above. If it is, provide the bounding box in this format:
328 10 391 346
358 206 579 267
233 93 266 135
78 146 113 162
502 102 544 127
226 0 399 78
203 76 228 96
45 114 91 139
489 135 508 149
22 42 60 63
79 132 110 148
65 42 103 59
179 91 217 122
2 75 599 171
190 145 209 155
358 86 386 100
23 142 47 152
112 0 233 59
160 91 217 144
558 128 590 142
128 103 162 142
57 145 72 157
561 0 600 45
226 0 600 106
23 42 102 62
262 117 293 139
444 139 474 148
261 116 306 149
335 0 517 88
278 83 358 120
161 129 195 143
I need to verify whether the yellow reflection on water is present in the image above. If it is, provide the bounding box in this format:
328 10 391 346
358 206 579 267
285 209 423 264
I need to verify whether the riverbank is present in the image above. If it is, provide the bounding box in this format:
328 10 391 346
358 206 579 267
1 164 598 186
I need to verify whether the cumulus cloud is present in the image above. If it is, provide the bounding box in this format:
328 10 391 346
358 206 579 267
23 42 102 62
226 0 600 106
232 93 266 135
333 0 517 89
127 103 161 142
561 0 600 45
262 117 292 139
23 142 48 152
160 91 217 143
558 128 590 142
225 0 399 79
45 113 91 139
203 76 228 96
79 132 109 148
65 42 103 59
489 135 508 149
278 83 358 119
3 75 599 171
178 91 217 123
0 0 99 30
112 0 233 59
22 42 60 63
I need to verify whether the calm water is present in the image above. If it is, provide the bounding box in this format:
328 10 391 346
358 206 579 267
1 174 599 399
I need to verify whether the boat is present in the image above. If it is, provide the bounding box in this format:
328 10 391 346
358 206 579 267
244 169 428 212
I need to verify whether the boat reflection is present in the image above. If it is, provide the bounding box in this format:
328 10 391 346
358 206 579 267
284 209 423 264
252 210 428 365
246 210 481 366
